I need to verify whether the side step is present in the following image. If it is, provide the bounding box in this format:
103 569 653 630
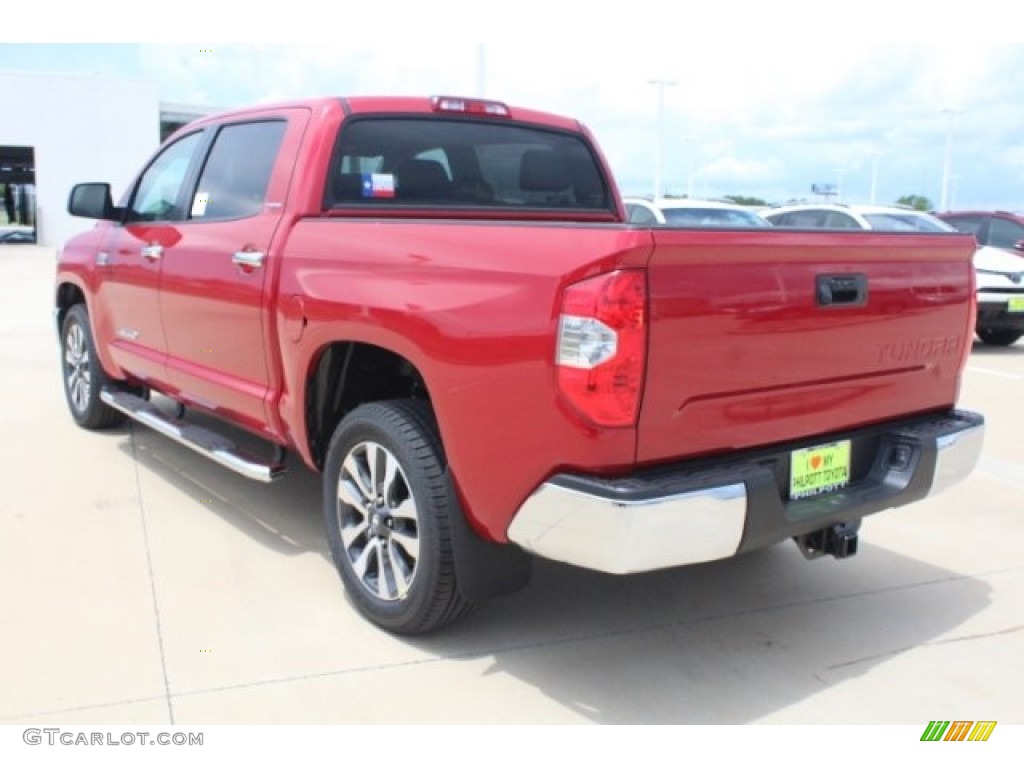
101 389 287 483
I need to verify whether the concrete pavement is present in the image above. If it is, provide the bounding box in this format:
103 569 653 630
1 244 1021 725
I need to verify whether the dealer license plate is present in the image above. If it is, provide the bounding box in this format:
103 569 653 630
1008 297 1024 313
790 440 851 500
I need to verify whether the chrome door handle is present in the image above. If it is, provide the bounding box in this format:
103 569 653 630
141 244 163 261
232 250 265 269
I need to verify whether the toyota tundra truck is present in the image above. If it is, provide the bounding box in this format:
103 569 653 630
55 95 985 634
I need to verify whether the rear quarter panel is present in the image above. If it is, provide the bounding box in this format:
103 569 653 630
276 219 653 540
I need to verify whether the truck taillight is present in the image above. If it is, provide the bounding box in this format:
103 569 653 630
556 270 647 427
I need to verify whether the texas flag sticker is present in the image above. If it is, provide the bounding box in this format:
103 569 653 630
361 173 395 199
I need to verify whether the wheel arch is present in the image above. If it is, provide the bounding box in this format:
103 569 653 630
54 280 88 336
304 341 433 471
310 349 534 609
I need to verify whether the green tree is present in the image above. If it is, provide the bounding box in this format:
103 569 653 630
895 194 933 211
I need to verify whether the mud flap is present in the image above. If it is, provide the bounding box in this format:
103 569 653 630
446 470 533 601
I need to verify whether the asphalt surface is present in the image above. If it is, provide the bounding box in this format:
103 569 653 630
1 244 1021 725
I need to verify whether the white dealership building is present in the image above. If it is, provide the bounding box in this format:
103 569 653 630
0 71 211 247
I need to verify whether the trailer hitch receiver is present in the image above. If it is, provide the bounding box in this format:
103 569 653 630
794 522 860 560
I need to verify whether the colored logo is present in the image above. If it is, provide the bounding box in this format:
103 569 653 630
920 720 997 742
361 173 395 199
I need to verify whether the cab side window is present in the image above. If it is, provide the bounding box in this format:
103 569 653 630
190 121 286 220
129 132 203 222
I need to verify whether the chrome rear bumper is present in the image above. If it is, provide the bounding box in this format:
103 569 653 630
508 410 984 574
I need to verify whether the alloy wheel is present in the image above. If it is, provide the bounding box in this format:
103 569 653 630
336 441 420 601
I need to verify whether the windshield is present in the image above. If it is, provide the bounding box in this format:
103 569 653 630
863 213 954 232
660 207 769 228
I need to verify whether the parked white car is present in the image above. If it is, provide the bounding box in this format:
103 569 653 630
624 197 770 228
763 203 951 232
763 204 1024 346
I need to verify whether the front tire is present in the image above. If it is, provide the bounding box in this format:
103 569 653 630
60 305 125 429
977 328 1021 346
323 400 471 634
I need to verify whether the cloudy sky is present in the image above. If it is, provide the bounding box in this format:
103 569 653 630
5 5 1024 210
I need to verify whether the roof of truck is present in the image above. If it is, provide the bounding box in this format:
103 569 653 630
176 95 583 134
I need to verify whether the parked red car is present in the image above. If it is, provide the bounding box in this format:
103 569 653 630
938 210 1024 253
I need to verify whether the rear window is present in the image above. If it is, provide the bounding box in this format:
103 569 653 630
325 117 611 213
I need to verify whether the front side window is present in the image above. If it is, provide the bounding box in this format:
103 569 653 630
326 118 611 213
775 210 831 228
190 121 286 220
942 215 984 236
823 212 861 229
988 217 1024 249
129 132 203 222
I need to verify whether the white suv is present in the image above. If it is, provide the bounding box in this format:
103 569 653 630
763 203 951 232
763 203 1024 346
624 197 770 228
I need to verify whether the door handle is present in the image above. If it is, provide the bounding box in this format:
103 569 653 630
232 250 265 269
141 244 163 261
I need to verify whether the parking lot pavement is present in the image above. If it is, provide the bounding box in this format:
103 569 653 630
1 244 1021 725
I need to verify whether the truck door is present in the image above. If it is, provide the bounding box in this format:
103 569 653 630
94 130 206 389
157 110 309 435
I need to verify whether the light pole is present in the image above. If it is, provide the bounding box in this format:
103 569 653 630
681 133 698 199
648 78 677 198
939 107 962 211
867 149 881 204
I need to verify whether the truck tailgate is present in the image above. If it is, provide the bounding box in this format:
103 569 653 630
637 229 977 463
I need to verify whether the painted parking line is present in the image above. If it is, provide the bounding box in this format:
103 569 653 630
966 366 1024 381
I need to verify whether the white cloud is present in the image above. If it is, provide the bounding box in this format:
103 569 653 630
5 36 1024 207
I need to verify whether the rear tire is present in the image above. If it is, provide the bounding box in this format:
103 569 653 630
323 400 472 634
60 305 125 429
977 328 1021 346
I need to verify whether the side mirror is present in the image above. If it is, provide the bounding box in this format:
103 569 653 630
68 183 121 220
1014 239 1024 253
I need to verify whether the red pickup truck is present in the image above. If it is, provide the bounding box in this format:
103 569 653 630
56 95 984 634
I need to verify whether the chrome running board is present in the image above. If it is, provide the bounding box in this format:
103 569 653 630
100 388 286 483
